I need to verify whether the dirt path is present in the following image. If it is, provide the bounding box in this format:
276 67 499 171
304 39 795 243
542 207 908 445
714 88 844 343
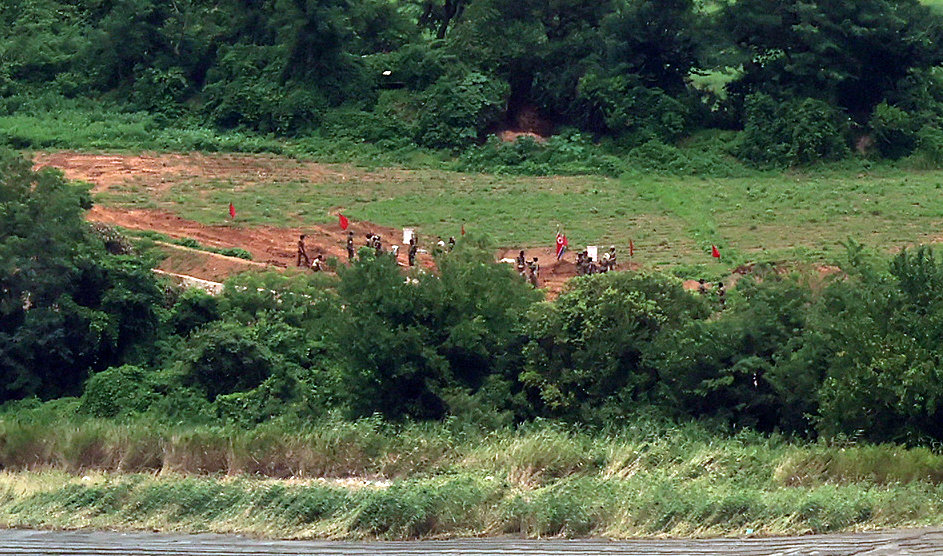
3 528 943 555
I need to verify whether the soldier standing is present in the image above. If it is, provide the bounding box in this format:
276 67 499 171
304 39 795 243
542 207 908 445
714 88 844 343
716 282 726 307
606 246 617 271
346 231 355 261
408 237 418 266
516 250 527 277
448 236 456 252
528 257 540 287
296 234 310 267
374 235 383 257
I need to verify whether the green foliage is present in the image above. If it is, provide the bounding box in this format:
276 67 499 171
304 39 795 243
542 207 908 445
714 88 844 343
202 46 328 134
415 72 509 150
624 136 747 177
574 74 691 144
182 322 279 401
459 133 625 176
0 149 163 402
737 94 849 167
653 274 812 432
909 125 943 168
870 102 921 159
215 374 297 426
520 272 706 422
80 365 155 418
335 239 539 420
167 289 220 337
722 0 943 120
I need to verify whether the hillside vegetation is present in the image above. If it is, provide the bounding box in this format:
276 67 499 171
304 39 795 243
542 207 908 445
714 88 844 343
3 0 943 173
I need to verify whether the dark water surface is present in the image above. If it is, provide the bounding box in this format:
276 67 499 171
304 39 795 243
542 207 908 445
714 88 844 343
2 527 942 555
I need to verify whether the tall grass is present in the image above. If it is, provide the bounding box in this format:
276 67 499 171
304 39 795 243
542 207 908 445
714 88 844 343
3 408 943 538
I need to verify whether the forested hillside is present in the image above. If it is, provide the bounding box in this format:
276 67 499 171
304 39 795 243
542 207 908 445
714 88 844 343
3 0 943 170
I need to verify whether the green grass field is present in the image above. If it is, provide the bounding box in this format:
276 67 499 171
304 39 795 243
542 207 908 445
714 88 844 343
93 159 943 271
3 414 943 539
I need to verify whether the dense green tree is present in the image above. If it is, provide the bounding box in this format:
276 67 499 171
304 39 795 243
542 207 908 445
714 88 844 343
722 0 943 121
653 274 811 432
0 150 163 401
334 238 538 420
520 272 706 422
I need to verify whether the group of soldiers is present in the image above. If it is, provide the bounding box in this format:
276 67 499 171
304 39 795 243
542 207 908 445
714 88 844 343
296 234 325 271
515 251 541 286
300 230 448 271
297 227 626 290
575 246 617 276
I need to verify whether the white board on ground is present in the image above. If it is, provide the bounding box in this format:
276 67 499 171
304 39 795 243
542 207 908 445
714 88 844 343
403 228 414 244
587 245 598 262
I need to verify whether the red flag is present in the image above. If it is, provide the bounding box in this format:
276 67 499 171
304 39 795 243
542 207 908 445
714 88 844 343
629 239 635 257
711 245 721 259
229 202 236 219
338 213 349 230
555 232 568 260
461 223 466 236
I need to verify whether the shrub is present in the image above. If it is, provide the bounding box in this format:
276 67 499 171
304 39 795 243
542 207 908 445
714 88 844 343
415 72 509 150
869 102 920 159
167 289 220 337
574 73 691 145
215 374 297 426
737 94 849 167
182 322 277 400
520 272 707 422
459 132 625 176
202 45 328 134
907 125 943 169
80 365 155 418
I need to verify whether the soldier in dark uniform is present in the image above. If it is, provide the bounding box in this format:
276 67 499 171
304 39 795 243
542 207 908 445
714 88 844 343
576 251 585 275
716 282 726 307
346 231 355 261
374 235 383 257
408 237 418 266
296 234 310 267
448 236 456 252
697 279 708 295
586 257 598 275
605 246 617 271
516 250 527 277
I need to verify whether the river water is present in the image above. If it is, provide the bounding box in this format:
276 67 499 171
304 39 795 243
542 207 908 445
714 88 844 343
3 527 943 555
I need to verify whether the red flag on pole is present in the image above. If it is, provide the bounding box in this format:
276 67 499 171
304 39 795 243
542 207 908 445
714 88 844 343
229 202 236 219
629 239 635 257
711 245 721 259
461 223 466 236
338 213 349 230
555 232 568 260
